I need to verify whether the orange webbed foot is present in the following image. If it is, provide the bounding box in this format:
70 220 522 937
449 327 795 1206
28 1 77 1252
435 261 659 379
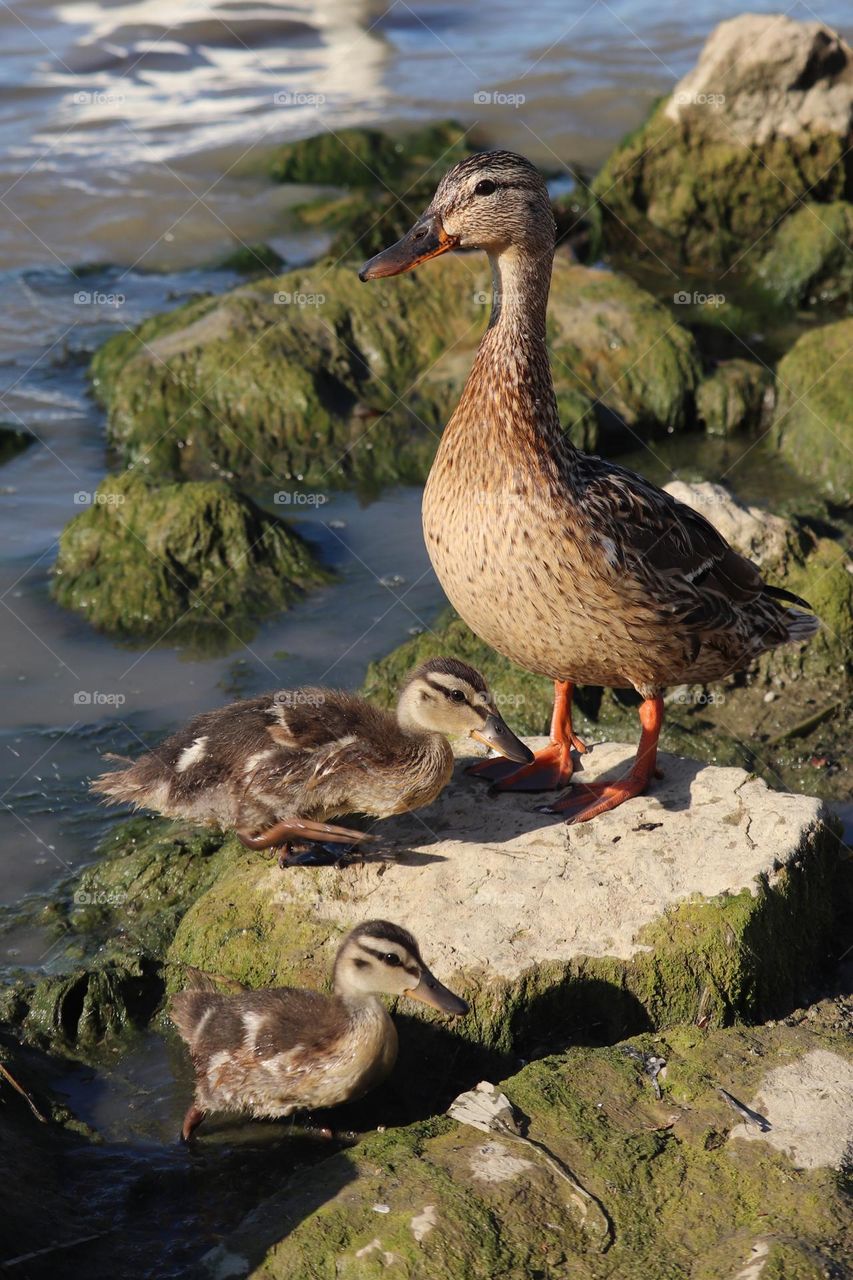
468 739 580 792
541 775 649 824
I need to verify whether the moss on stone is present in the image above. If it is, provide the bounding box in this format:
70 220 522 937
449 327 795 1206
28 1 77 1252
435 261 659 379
592 104 851 267
696 359 772 436
773 318 853 501
51 469 327 644
0 422 33 466
268 121 471 188
752 201 853 307
91 257 700 491
217 1021 853 1279
218 241 285 274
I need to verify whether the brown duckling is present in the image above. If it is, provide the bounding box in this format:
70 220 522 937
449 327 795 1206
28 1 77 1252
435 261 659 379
92 657 531 864
360 151 819 823
170 919 468 1141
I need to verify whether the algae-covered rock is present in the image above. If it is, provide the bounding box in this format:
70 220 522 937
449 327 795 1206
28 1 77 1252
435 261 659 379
206 1019 853 1279
167 745 841 1054
51 469 326 642
752 201 853 307
92 255 700 489
0 422 33 466
218 241 285 274
773 317 853 501
268 121 471 188
592 15 853 266
696 360 772 436
548 262 701 442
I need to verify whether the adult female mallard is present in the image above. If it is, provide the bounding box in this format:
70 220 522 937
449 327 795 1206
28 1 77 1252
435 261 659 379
171 919 468 1141
92 656 530 863
359 151 819 823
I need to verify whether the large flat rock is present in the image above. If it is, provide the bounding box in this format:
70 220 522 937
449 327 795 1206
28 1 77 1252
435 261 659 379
167 742 840 1051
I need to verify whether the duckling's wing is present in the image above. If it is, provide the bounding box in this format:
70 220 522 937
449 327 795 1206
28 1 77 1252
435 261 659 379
266 689 389 751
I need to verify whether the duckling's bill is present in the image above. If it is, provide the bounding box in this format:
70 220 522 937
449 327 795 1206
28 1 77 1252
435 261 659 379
470 713 533 765
405 968 469 1016
359 212 458 280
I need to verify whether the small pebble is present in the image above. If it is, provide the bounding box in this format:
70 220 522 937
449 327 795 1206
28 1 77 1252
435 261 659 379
372 1204 391 1214
763 691 776 703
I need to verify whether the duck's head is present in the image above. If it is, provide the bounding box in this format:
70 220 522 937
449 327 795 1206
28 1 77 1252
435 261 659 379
396 656 532 764
358 150 553 281
333 919 469 1015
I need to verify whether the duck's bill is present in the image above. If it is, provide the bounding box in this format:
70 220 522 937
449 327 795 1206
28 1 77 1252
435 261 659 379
406 969 469 1016
358 212 458 281
470 713 534 765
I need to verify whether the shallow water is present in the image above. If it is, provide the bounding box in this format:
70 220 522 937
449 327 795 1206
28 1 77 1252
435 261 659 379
1 0 851 1272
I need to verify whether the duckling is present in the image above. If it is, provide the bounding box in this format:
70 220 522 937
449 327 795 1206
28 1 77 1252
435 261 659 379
170 919 468 1141
359 152 819 823
92 657 531 864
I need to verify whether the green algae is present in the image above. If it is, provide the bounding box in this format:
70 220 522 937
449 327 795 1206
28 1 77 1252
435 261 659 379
773 318 853 503
591 104 851 268
91 255 701 492
219 1021 853 1279
218 242 285 275
752 201 853 308
268 121 472 188
696 360 772 437
51 468 327 645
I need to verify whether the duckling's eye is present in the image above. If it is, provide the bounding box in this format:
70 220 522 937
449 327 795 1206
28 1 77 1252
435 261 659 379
474 179 497 197
449 688 466 702
383 952 402 967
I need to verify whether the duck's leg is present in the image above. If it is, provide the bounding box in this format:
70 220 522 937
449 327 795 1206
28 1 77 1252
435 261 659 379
544 695 663 824
468 680 587 791
180 1103 206 1144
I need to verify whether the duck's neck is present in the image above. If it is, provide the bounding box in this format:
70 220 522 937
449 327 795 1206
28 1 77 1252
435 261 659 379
453 242 570 456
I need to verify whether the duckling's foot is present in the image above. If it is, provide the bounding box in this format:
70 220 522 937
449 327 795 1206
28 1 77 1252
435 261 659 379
470 739 578 792
180 1104 206 1144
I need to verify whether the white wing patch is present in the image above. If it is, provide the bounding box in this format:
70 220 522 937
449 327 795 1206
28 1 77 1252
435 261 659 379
243 749 276 777
176 735 209 773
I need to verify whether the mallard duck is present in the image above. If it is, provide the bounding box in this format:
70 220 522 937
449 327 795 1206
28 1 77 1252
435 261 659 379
359 151 819 823
170 919 468 1141
92 656 531 863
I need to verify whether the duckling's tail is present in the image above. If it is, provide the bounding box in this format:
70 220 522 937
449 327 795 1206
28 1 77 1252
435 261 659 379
90 754 167 808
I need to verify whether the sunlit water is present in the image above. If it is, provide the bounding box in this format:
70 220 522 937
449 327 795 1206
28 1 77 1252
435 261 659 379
0 1 851 1269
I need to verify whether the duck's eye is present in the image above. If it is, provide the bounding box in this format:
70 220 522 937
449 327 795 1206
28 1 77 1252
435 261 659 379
384 952 402 967
474 179 497 197
449 688 466 702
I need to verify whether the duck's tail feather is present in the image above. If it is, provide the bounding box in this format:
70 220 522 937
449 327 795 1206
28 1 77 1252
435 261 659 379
90 756 167 807
764 583 813 611
782 608 822 644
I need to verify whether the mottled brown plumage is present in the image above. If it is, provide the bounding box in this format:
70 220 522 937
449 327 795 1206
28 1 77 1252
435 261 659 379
360 151 819 822
91 657 530 859
170 920 468 1140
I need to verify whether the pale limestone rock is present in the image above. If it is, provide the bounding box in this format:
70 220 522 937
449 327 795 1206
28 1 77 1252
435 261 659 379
665 14 853 144
663 481 792 568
